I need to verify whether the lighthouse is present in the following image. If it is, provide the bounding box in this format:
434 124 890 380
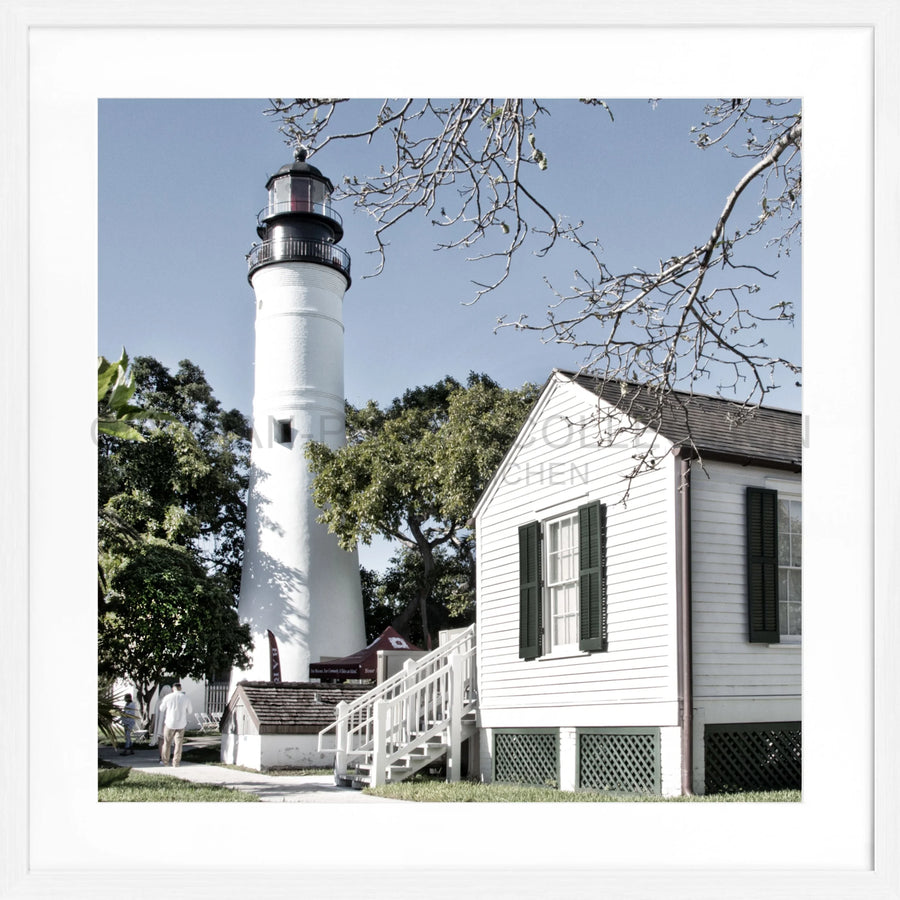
232 148 366 686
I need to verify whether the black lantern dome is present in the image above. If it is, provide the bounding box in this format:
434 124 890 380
247 147 351 285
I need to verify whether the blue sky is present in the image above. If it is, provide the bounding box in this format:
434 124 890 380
99 98 801 569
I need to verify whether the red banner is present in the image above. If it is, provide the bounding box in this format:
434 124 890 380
267 630 282 683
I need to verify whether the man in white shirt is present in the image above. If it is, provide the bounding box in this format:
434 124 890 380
159 682 193 767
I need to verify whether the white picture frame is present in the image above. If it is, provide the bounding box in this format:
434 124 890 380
2 2 897 898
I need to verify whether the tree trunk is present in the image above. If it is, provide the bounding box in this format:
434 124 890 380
391 518 436 648
138 681 158 729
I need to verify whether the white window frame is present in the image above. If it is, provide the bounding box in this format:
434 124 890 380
543 511 581 656
777 493 802 643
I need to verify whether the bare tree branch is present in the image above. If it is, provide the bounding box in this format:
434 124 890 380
270 98 801 492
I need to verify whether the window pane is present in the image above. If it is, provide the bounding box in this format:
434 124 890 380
788 568 802 604
547 516 577 586
546 513 579 651
777 496 801 636
273 176 290 207
791 531 802 567
779 532 790 565
555 611 576 646
290 176 312 209
560 546 575 582
309 178 327 206
548 554 559 585
547 521 561 582
565 613 577 645
778 499 790 533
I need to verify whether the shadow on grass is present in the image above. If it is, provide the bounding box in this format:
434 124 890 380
97 766 258 802
180 746 221 764
98 767 131 788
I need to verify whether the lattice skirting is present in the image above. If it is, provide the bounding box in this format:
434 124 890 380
704 722 801 794
577 728 661 795
493 730 559 787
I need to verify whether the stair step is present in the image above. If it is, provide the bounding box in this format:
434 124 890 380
406 742 445 750
356 748 447 773
353 739 450 786
407 734 448 745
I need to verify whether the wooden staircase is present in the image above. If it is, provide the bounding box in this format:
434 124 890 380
319 626 477 788
351 735 449 789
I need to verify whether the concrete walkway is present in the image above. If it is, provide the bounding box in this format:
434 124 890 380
98 741 403 803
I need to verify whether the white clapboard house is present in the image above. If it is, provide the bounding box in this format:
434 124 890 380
324 370 801 795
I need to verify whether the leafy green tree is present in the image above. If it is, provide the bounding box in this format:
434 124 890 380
98 349 176 739
100 541 251 716
97 348 170 442
359 566 403 643
99 356 250 597
98 356 252 720
307 373 537 647
362 544 475 647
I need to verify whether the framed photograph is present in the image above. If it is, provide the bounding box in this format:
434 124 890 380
2 3 897 898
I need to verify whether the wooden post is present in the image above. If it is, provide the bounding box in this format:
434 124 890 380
403 658 417 740
334 701 349 780
447 653 463 782
372 700 388 787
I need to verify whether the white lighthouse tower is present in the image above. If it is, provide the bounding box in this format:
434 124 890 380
232 148 366 686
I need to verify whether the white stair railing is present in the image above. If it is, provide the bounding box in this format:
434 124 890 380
371 644 478 786
320 624 476 784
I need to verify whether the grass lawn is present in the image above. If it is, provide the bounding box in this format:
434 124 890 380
364 778 801 803
98 763 258 802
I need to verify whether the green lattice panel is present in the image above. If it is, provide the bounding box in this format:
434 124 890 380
493 731 558 786
578 729 660 794
705 723 801 794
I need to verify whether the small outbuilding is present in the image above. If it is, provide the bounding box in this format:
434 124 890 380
220 682 370 771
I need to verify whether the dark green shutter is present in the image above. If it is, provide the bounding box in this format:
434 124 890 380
519 521 542 659
746 487 780 643
578 501 608 652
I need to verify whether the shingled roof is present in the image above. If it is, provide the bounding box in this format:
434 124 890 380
562 370 802 470
224 682 370 734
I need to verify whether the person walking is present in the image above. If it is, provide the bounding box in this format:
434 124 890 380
158 682 193 767
118 693 139 756
151 684 172 764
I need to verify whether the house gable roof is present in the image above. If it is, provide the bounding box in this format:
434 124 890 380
224 682 370 734
472 370 801 521
563 370 802 469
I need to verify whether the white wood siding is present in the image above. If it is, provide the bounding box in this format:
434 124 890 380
476 378 679 728
690 459 801 704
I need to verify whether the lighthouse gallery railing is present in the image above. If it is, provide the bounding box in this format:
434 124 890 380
247 237 351 280
257 200 343 230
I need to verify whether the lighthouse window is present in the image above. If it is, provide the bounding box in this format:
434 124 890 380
276 419 293 445
309 179 328 206
272 176 292 211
